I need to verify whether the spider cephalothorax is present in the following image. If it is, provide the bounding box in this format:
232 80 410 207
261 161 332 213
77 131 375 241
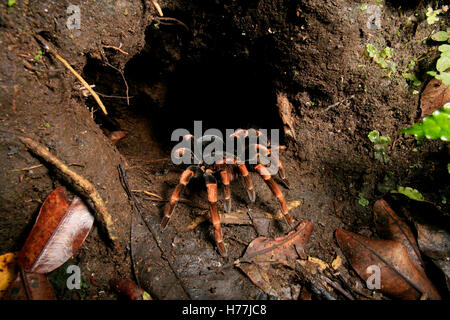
161 129 293 256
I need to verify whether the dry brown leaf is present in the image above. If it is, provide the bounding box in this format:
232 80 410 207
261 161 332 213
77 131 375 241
336 229 441 300
373 199 425 274
3 271 56 300
108 131 127 144
242 220 313 265
420 76 450 118
276 92 297 139
18 186 94 273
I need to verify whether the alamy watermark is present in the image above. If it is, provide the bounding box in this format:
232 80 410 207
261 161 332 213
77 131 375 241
366 264 381 290
66 5 81 30
66 264 81 290
170 121 281 174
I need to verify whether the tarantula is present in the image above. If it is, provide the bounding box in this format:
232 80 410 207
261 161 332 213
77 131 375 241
161 129 293 256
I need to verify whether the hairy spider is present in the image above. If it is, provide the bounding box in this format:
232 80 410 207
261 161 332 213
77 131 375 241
161 129 293 256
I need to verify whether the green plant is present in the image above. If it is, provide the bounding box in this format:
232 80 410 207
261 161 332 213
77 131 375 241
391 186 425 201
401 103 449 141
426 7 442 25
368 130 391 163
358 193 369 207
7 0 16 7
366 44 396 75
34 50 43 61
427 28 450 85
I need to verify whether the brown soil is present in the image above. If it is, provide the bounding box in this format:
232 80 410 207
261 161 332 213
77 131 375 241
0 0 448 299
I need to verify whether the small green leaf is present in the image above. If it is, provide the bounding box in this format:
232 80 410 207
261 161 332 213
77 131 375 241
426 7 441 25
401 103 450 141
368 130 380 143
7 0 16 7
431 31 450 42
358 193 369 207
391 186 424 201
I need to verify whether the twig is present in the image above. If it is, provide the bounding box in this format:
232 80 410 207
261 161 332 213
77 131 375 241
100 54 130 106
18 135 119 249
324 95 355 112
151 0 163 16
35 35 108 115
103 45 128 55
117 164 192 299
131 189 163 200
21 164 44 171
155 17 189 30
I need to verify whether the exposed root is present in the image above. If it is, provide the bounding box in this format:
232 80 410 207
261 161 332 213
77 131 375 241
18 135 119 250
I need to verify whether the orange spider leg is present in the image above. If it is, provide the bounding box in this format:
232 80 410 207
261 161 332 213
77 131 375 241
161 165 201 229
237 163 256 202
204 169 227 256
254 163 293 226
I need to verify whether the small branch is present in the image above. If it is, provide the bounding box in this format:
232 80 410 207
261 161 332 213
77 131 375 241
151 0 163 16
18 135 119 250
103 45 129 55
131 189 163 200
35 35 108 115
324 95 355 112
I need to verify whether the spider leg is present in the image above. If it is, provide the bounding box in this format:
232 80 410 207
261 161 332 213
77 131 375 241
253 144 290 189
218 167 232 213
254 163 293 227
161 165 202 229
236 163 256 202
204 169 227 257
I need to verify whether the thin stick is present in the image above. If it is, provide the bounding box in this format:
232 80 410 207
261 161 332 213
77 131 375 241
18 135 119 249
35 35 108 115
151 0 163 16
131 189 163 200
21 164 44 171
103 45 129 55
324 95 355 112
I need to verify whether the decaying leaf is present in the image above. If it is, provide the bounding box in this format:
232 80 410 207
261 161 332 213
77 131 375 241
336 229 441 300
420 76 450 118
110 278 152 300
242 220 314 266
3 271 56 300
373 199 425 273
0 252 18 298
416 222 450 291
18 186 94 274
237 263 301 300
108 131 127 144
277 92 297 139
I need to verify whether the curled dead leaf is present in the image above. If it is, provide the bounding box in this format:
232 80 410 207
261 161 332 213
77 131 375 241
373 199 425 273
3 271 56 300
336 229 441 300
276 92 297 139
420 76 450 118
242 220 313 266
18 186 94 273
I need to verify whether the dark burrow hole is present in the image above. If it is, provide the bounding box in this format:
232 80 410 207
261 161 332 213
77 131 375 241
83 14 286 157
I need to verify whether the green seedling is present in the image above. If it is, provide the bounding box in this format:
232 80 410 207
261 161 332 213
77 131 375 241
368 130 391 163
401 103 449 141
402 72 421 86
427 44 450 86
366 44 396 75
358 193 369 207
34 50 43 61
426 7 442 25
7 0 16 7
